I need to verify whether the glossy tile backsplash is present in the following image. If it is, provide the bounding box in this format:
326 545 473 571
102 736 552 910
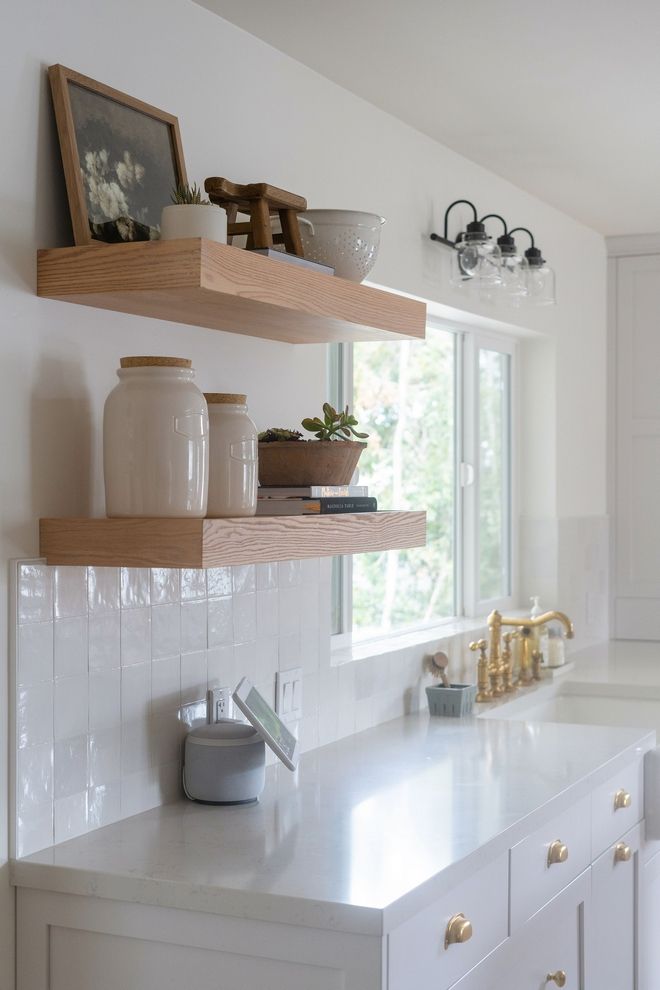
13 558 331 857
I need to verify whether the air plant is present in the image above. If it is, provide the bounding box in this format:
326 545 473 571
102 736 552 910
301 403 368 441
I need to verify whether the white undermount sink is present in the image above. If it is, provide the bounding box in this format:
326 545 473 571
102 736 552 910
480 685 660 737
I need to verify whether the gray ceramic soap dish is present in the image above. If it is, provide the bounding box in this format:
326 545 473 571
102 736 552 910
425 651 477 717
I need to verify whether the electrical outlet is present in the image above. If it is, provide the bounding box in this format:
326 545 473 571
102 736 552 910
207 686 231 723
276 667 302 721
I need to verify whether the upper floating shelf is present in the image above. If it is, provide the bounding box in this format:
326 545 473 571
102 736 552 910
37 239 427 345
39 511 427 568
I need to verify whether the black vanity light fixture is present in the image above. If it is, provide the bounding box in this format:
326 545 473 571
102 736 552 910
430 200 556 306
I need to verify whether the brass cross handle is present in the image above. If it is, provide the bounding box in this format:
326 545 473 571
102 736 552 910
547 840 569 866
614 841 632 863
546 972 566 987
444 912 473 949
614 789 631 810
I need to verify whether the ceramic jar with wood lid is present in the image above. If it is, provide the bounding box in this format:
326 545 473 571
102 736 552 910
205 393 257 517
104 356 209 517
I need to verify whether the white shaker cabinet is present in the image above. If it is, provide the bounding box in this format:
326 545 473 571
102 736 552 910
588 823 640 990
640 848 660 990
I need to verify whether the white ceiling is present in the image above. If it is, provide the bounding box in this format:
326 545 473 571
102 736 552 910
195 0 660 236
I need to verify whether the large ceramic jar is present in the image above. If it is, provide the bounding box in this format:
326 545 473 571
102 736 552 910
104 356 209 517
205 393 257 517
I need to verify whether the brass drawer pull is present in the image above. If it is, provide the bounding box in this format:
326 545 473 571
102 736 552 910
614 841 632 863
547 840 569 867
444 912 473 949
614 789 632 811
547 972 566 987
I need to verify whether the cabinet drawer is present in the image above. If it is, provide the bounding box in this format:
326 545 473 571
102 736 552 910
591 756 643 858
388 852 508 990
510 794 591 930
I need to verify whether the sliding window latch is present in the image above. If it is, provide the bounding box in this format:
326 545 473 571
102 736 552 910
459 462 475 487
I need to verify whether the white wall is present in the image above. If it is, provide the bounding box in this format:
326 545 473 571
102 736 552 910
0 1 607 984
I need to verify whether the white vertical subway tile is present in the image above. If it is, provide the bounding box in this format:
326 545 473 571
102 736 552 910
121 662 151 724
256 589 279 638
17 621 53 686
207 566 232 598
120 607 151 665
150 568 180 605
17 742 53 813
150 713 185 767
88 567 120 612
233 593 257 644
318 557 333 584
54 791 88 844
121 721 150 776
299 582 320 632
278 633 301 670
54 616 88 678
88 667 121 732
88 727 121 788
180 651 208 706
54 567 87 618
255 637 278 684
207 645 235 690
88 611 121 670
278 559 301 588
181 600 208 653
54 734 88 800
17 682 53 749
87 782 121 829
17 802 53 858
180 568 207 601
234 642 258 684
232 564 256 595
278 587 301 637
54 674 88 741
151 603 180 659
300 625 320 674
120 568 151 609
18 562 53 624
300 557 320 585
151 655 181 715
208 597 233 647
256 562 278 591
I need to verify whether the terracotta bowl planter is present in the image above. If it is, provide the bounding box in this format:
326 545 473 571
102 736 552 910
258 441 367 487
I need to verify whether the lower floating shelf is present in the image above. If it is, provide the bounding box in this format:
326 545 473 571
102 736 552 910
39 511 427 568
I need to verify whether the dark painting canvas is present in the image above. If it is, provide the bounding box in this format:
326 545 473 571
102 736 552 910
68 82 180 243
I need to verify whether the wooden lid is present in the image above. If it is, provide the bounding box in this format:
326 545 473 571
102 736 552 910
204 392 247 404
120 356 192 369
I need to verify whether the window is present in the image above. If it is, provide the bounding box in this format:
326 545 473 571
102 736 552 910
331 320 516 643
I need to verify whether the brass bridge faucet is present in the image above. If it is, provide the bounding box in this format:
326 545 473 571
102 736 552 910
473 609 574 701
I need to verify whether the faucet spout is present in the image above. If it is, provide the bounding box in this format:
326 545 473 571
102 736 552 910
500 610 574 640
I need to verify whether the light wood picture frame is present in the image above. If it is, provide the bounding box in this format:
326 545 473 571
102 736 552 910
48 64 187 246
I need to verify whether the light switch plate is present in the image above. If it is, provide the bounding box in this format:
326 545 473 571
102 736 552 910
276 667 302 721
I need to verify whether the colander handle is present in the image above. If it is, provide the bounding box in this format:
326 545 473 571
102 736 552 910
297 216 315 237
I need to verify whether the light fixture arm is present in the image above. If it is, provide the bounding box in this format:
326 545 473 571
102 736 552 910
508 226 536 249
430 199 478 248
480 213 509 234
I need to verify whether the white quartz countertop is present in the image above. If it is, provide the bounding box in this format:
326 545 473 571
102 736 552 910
12 642 656 935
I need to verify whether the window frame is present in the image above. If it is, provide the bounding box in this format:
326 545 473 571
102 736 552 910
330 317 518 646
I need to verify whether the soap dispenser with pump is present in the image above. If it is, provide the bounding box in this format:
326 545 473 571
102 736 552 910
530 596 549 667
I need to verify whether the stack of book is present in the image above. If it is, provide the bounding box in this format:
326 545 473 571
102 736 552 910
256 485 377 515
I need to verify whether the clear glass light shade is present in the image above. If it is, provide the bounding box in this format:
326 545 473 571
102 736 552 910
450 240 502 288
499 254 529 301
524 263 556 306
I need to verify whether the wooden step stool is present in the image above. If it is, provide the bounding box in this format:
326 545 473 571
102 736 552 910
204 177 307 257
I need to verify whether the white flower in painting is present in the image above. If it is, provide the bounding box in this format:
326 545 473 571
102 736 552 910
115 150 146 190
82 148 129 221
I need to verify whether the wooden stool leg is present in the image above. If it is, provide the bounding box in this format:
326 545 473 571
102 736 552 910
280 209 304 257
250 198 273 250
224 204 238 246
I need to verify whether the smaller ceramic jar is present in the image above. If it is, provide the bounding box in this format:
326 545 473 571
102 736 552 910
205 393 258 517
104 356 209 518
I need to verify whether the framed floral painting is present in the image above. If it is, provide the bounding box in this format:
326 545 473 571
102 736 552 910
48 64 187 245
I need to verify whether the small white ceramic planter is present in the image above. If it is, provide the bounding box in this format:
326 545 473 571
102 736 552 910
160 204 227 242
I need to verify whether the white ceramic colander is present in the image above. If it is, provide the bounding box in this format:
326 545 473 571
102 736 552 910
298 209 386 282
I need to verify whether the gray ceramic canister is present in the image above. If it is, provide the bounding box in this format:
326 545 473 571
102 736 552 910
183 719 266 804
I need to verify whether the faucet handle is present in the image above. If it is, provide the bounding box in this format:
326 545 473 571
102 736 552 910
469 639 488 660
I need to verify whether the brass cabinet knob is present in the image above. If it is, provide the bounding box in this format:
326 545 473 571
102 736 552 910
614 789 632 811
546 972 567 987
547 840 569 867
444 913 473 949
614 841 632 863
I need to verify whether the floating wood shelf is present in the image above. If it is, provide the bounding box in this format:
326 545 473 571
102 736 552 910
39 511 427 568
37 239 426 345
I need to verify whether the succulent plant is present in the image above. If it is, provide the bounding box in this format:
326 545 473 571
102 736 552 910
301 403 369 441
258 428 304 443
170 182 212 206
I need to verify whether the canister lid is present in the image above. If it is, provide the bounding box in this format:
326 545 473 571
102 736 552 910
204 392 247 404
120 356 192 369
187 718 262 747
